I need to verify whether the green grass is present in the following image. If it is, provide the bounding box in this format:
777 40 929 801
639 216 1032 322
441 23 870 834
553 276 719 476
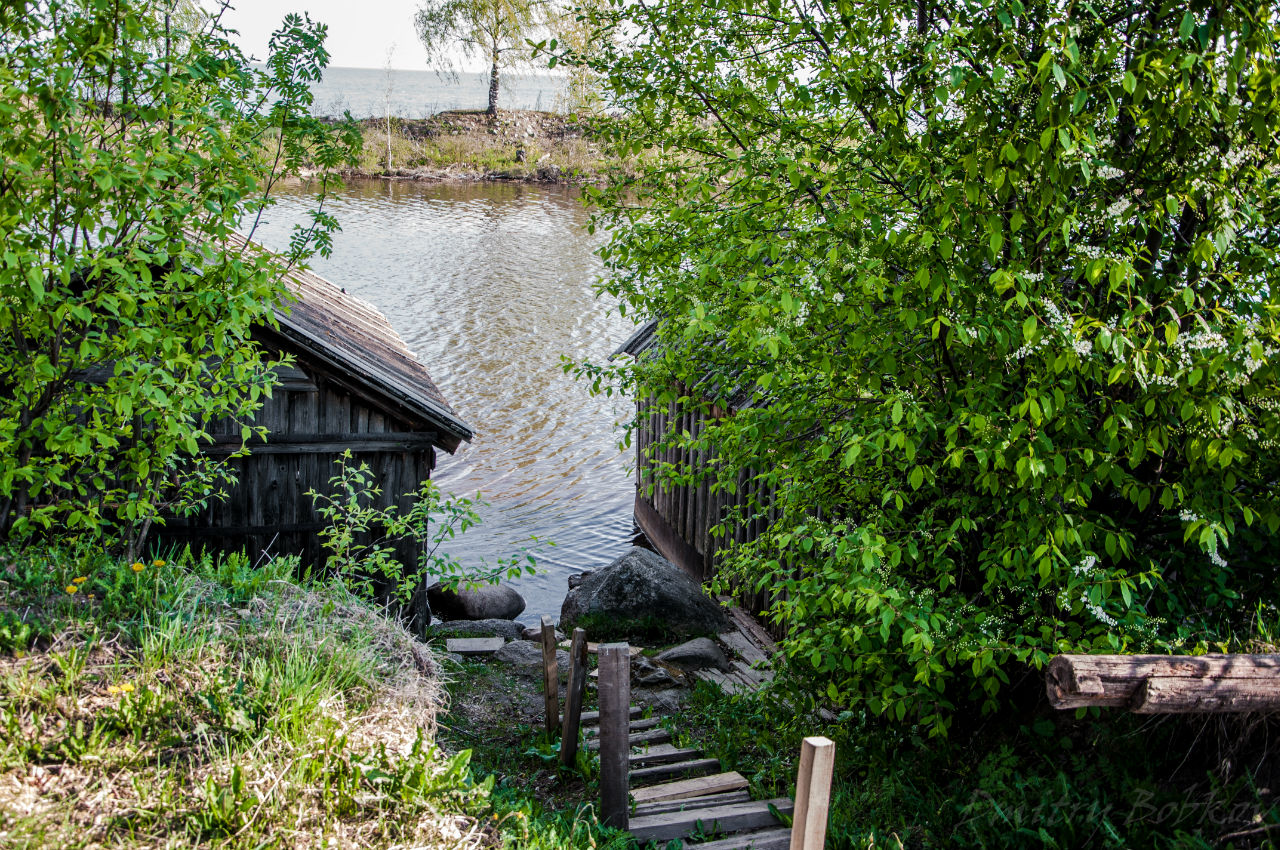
0 544 494 849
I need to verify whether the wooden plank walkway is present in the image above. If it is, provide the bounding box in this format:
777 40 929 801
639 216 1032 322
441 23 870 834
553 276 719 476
571 615 807 847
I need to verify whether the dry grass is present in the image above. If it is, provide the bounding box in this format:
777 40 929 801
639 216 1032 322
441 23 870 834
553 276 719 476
0 554 496 850
341 110 629 183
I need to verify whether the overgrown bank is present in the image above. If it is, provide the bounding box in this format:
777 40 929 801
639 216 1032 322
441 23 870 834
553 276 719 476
0 545 611 849
339 110 623 183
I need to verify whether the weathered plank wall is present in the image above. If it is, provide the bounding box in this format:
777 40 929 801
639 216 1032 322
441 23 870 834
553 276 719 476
633 396 783 634
159 362 436 570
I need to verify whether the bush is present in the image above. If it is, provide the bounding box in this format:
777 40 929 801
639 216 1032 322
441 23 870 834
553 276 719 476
570 0 1280 730
0 0 359 553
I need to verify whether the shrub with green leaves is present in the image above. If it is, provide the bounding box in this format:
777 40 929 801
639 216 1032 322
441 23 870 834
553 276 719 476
566 0 1280 730
0 0 360 552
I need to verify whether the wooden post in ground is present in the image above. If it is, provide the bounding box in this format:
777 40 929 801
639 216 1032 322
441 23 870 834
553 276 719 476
560 628 589 768
598 642 631 830
789 736 835 850
540 615 559 738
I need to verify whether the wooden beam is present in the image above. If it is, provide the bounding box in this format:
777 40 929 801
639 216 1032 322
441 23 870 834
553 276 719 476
541 616 560 737
790 736 835 850
693 827 794 850
628 797 794 843
633 790 752 817
630 745 704 768
560 628 588 768
1133 676 1280 714
586 728 671 751
445 637 504 656
598 643 631 830
579 705 642 726
630 771 749 805
1047 654 1280 711
631 757 721 786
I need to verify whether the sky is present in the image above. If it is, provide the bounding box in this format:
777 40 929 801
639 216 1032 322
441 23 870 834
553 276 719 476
217 0 450 72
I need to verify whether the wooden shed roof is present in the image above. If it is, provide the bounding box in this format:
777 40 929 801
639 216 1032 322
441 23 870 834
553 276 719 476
229 233 474 453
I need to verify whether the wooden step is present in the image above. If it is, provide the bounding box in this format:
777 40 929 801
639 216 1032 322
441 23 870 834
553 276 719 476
630 757 721 786
578 706 642 725
584 716 660 736
628 797 794 843
559 641 643 657
682 826 793 849
634 790 752 817
718 630 770 667
586 727 671 751
444 637 504 656
631 744 703 767
631 771 748 804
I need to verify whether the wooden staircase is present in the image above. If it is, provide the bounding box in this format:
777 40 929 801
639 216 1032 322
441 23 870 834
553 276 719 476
582 707 800 848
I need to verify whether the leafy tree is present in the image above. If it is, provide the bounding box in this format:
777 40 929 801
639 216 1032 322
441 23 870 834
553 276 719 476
567 0 1280 731
415 0 547 116
0 0 360 555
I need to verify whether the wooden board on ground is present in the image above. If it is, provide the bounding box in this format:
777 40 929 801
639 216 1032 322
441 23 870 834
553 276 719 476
631 745 703 767
634 790 752 817
631 771 749 805
718 630 770 667
560 641 643 657
731 660 773 685
680 826 793 850
628 797 795 843
694 669 752 694
579 706 642 725
445 637 504 656
584 716 660 736
587 728 671 751
631 757 721 786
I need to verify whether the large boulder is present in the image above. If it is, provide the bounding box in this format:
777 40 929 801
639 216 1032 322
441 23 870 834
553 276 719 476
560 548 729 640
426 619 525 642
428 582 526 621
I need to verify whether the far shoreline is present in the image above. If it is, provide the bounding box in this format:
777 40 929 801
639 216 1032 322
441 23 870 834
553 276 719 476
313 109 624 186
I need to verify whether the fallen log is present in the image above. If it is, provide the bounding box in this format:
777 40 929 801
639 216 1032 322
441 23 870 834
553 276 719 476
1047 654 1280 712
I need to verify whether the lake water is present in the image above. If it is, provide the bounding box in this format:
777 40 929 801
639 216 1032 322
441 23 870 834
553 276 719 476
250 179 635 625
309 66 569 119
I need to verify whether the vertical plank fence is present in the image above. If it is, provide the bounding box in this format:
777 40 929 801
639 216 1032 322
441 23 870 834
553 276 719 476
789 736 836 850
559 628 589 767
598 642 631 830
540 615 559 737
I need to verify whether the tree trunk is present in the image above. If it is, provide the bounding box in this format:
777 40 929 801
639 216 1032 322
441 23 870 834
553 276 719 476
487 58 500 116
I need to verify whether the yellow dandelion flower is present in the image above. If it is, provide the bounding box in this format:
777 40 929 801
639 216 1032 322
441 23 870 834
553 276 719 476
152 559 166 567
65 584 78 594
107 683 135 695
73 576 88 583
131 562 145 572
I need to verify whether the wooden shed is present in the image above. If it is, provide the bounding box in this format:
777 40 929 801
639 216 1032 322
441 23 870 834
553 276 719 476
160 254 473 571
614 319 781 622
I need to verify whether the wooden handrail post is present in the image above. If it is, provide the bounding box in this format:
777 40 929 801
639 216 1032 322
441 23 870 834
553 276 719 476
789 736 835 850
598 642 631 830
560 627 589 768
540 615 559 738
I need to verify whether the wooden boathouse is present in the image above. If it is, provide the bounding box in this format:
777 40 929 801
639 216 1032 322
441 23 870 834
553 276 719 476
160 251 473 574
614 319 781 623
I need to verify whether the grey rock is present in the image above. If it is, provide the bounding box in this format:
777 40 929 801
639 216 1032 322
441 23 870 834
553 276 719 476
495 639 570 674
427 619 524 642
521 625 568 642
632 654 680 687
560 547 729 638
567 570 592 590
656 637 731 673
428 582 526 621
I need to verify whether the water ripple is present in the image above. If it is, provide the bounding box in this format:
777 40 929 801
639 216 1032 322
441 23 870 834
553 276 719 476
249 180 635 623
